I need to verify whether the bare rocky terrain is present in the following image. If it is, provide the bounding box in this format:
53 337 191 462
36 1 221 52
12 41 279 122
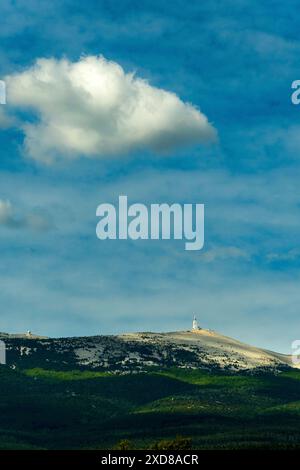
0 328 296 373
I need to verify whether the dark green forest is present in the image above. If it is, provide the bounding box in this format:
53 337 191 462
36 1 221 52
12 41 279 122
1 366 300 449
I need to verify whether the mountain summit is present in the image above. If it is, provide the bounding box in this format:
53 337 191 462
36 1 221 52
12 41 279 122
0 328 297 373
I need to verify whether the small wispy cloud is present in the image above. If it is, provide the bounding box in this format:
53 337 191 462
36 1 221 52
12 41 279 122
267 249 300 262
6 55 217 163
202 246 250 263
0 199 52 231
0 108 15 129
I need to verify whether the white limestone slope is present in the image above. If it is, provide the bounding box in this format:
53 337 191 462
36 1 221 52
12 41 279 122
120 329 298 371
1 328 297 372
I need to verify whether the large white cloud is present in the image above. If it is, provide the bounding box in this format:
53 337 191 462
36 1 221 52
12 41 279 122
6 56 216 163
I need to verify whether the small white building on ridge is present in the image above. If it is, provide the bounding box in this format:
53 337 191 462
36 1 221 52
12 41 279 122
192 315 199 330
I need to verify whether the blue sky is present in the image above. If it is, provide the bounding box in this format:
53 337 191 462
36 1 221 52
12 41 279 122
0 0 300 352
